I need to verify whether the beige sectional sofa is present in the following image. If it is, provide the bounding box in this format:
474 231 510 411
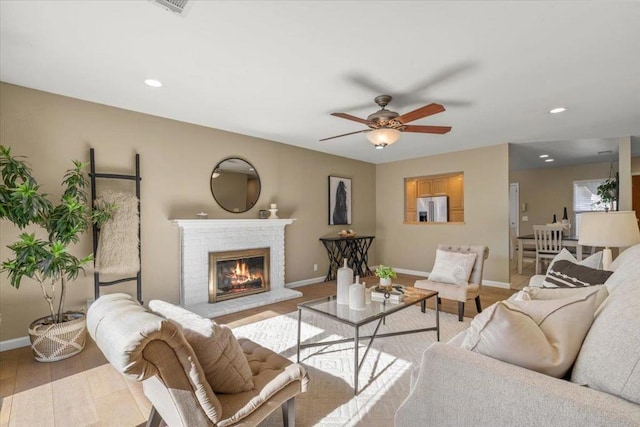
395 244 640 426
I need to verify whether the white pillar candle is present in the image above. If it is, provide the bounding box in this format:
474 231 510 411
270 203 277 209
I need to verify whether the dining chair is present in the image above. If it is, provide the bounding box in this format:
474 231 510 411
533 225 564 274
510 227 535 269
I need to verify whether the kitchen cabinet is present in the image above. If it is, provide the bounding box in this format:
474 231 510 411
432 177 448 195
404 172 465 223
448 175 464 210
405 179 417 222
417 179 432 197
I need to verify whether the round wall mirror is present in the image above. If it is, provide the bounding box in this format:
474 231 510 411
210 157 261 213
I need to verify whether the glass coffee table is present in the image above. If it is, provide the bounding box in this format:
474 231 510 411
296 287 439 394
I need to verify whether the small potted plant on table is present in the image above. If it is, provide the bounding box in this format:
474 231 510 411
375 264 397 290
0 146 113 362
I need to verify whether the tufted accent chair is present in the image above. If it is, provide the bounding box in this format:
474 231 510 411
414 244 489 321
87 293 309 427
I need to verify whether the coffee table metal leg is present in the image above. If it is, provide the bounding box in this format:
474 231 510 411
435 295 440 342
354 326 359 394
297 308 302 363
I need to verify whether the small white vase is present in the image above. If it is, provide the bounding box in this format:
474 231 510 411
379 277 392 287
349 275 366 310
336 259 353 305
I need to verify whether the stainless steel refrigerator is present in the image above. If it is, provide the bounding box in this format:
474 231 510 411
417 196 448 222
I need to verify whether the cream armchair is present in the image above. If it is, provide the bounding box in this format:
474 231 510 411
87 293 309 427
414 244 489 321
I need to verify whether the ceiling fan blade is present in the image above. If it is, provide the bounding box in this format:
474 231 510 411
396 103 446 124
319 129 369 141
403 125 452 134
331 112 371 125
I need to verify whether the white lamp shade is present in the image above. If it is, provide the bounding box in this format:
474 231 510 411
578 211 640 248
366 128 401 147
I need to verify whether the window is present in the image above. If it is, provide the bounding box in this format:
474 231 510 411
573 178 610 235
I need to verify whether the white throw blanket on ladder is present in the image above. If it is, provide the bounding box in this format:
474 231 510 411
96 191 140 275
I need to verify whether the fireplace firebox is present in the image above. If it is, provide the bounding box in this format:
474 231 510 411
208 248 270 303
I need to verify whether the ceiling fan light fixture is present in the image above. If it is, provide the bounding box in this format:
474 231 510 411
366 128 401 147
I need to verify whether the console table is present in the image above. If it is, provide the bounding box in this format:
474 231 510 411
319 235 375 281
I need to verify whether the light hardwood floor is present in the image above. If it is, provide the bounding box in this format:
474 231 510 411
0 274 517 426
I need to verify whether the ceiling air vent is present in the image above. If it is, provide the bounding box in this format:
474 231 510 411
150 0 191 16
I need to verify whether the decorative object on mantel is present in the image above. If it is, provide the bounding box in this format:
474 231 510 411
0 146 114 361
349 275 366 310
197 212 208 219
337 258 353 305
259 209 268 219
338 229 356 237
269 203 279 219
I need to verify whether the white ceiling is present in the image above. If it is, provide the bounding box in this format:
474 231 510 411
1 1 639 165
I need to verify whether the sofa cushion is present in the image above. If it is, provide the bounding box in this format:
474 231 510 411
511 285 609 310
428 249 477 285
571 244 640 404
542 260 613 288
461 287 600 378
149 300 254 394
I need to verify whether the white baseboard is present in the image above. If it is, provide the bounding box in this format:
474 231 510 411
0 336 30 352
482 280 511 289
286 276 326 288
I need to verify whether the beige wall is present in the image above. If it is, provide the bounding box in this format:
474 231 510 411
510 162 613 236
0 83 376 340
375 144 511 285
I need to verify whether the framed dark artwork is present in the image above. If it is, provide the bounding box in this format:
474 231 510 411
328 176 352 225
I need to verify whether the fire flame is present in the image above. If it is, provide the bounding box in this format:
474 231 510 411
228 260 262 284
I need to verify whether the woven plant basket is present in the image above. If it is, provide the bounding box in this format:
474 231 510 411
28 312 86 362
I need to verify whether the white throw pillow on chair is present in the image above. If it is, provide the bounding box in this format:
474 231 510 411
428 249 477 285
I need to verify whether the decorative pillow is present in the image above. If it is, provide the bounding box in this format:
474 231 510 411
546 248 602 273
542 260 613 288
461 287 601 378
428 249 477 285
149 300 254 393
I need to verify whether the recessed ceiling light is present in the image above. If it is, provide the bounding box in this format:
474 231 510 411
539 154 549 158
545 158 555 163
549 107 566 114
144 79 163 88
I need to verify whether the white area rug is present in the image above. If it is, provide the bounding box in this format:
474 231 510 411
232 307 471 426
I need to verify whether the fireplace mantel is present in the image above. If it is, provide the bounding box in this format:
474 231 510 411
171 218 296 229
172 218 300 318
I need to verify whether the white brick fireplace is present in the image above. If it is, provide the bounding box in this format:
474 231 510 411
172 219 301 318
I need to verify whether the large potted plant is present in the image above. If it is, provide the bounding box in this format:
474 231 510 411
0 145 113 362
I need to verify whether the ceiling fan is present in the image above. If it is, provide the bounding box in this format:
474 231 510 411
320 95 451 149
